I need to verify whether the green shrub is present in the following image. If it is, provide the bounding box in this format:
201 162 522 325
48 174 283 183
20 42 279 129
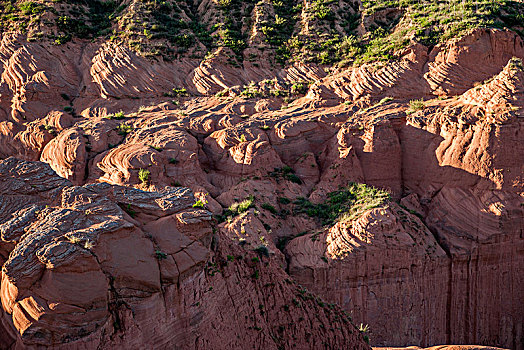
309 0 333 20
359 323 371 344
278 197 291 205
117 123 133 136
138 168 150 184
294 182 390 226
19 2 46 16
113 111 126 119
229 195 255 214
286 173 302 184
408 99 425 114
164 87 189 97
155 250 168 260
240 82 263 99
290 81 310 95
261 203 277 214
254 245 269 257
123 203 136 218
105 111 125 120
193 199 207 208
378 96 393 105
268 167 302 184
217 195 255 223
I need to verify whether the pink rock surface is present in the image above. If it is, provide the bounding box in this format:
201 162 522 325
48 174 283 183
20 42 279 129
0 25 523 350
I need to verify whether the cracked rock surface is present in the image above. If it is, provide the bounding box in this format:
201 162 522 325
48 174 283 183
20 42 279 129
0 157 369 349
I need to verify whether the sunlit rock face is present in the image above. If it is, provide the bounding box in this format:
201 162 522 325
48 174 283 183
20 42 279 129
0 9 522 348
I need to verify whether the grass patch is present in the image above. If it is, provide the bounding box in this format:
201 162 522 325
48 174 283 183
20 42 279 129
294 182 390 226
216 195 255 223
105 111 125 120
164 87 189 98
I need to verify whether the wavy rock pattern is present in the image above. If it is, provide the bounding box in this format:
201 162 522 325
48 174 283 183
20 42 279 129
0 27 523 349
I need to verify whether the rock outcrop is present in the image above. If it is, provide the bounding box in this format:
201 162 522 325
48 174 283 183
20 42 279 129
0 14 522 350
0 158 369 349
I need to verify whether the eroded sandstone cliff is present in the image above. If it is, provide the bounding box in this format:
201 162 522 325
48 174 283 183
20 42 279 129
0 157 369 349
0 3 522 348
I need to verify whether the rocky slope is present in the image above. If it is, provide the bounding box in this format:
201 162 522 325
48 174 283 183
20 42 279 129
0 157 369 349
0 1 523 349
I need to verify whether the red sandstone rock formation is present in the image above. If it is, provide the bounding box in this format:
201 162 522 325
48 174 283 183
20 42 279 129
0 25 522 349
0 158 369 349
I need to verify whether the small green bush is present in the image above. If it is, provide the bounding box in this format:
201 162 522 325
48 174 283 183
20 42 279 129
290 81 310 95
155 250 167 260
359 323 371 344
229 195 255 214
408 99 425 113
117 123 133 136
164 87 188 97
216 195 255 223
378 96 393 105
123 203 136 218
105 111 125 120
261 203 277 214
112 111 126 119
286 173 302 184
19 1 46 16
193 199 207 208
278 197 291 204
254 245 269 257
268 167 302 184
138 168 150 184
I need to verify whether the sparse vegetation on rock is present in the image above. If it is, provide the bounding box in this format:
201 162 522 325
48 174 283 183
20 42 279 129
294 183 391 226
0 2 522 350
